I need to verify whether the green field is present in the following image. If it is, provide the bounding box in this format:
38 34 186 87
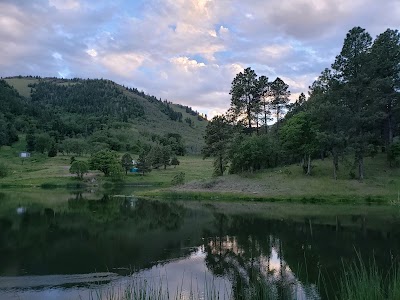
1 135 400 204
0 137 213 188
4 77 38 98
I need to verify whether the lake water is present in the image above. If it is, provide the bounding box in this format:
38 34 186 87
1 190 400 299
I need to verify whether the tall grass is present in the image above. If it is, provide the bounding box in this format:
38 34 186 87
338 254 400 300
88 258 400 300
88 275 236 300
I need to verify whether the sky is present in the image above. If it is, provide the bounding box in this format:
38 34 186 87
1 0 399 118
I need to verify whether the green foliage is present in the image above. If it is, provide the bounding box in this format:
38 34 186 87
229 134 280 173
34 133 53 154
121 153 133 175
0 80 24 147
388 140 400 167
171 172 185 186
203 116 231 176
331 27 380 180
89 150 119 176
109 163 124 181
171 155 180 168
148 146 163 169
338 255 400 300
61 138 88 156
30 79 145 121
269 77 290 127
161 146 171 169
0 162 9 178
159 133 186 156
280 112 318 175
26 131 36 152
218 26 400 181
136 150 152 175
69 160 89 179
2 76 206 156
229 67 261 131
47 143 58 157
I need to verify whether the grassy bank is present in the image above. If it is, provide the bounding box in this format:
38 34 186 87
1 139 400 204
157 153 400 204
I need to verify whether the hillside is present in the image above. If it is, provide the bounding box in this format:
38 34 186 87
2 76 207 154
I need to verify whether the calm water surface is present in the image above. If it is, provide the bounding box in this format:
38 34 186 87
0 190 400 299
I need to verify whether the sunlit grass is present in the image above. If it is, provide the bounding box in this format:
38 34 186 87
4 77 38 98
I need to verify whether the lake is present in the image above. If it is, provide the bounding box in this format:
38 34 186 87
0 189 400 299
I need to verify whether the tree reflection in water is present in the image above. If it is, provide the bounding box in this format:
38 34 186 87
203 213 321 300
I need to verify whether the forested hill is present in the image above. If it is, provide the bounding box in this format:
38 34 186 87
1 76 207 154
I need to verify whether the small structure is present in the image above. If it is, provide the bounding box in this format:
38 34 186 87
130 167 139 173
19 152 31 164
19 152 30 158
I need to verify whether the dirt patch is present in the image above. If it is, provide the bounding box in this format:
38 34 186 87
174 175 269 195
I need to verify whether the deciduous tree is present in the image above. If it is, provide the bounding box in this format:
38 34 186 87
69 160 89 179
89 150 119 176
121 153 133 175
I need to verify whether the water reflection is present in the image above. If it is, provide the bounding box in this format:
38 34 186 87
202 214 320 299
0 192 400 299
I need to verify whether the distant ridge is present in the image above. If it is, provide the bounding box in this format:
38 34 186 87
1 76 207 154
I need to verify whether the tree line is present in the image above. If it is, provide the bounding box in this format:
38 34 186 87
69 146 180 180
204 27 400 180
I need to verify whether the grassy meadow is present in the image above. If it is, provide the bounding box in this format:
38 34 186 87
1 133 399 204
4 77 39 98
0 137 213 188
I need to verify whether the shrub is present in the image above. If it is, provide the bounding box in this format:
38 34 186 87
171 172 185 186
0 162 9 178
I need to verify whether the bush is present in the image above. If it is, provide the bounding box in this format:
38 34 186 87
69 160 89 179
0 162 9 178
171 172 185 186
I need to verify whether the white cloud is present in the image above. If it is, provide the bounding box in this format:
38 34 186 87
86 49 98 57
49 0 80 10
0 0 399 117
261 45 293 60
100 52 147 77
52 52 63 60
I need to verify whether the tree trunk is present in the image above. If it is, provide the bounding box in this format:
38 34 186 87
358 156 364 181
306 154 311 176
276 108 280 131
256 118 259 135
302 155 307 174
388 112 393 145
264 111 268 134
386 110 393 161
219 154 223 176
247 107 252 133
332 150 339 180
333 162 337 180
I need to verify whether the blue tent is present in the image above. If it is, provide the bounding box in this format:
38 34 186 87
130 167 139 173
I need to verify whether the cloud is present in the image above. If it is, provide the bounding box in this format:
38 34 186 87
49 0 80 10
0 0 399 118
100 52 147 77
